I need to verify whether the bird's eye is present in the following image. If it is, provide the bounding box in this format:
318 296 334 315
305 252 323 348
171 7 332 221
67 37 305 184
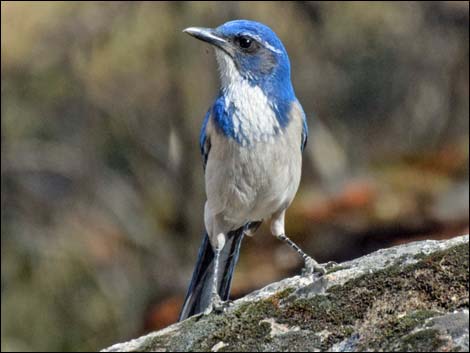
237 36 253 50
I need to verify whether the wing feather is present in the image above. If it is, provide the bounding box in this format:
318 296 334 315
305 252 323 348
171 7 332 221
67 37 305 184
200 109 212 169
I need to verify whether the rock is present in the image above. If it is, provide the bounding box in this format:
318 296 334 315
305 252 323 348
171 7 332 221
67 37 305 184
102 234 469 352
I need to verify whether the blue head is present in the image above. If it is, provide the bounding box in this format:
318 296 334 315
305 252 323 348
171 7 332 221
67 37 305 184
184 20 294 101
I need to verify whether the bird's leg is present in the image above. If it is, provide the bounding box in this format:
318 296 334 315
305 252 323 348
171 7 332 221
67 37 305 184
275 233 325 275
203 247 224 314
271 210 325 275
204 233 226 315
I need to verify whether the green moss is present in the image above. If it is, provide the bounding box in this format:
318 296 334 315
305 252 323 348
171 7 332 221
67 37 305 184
272 287 296 301
399 329 445 352
362 309 441 351
397 310 439 331
450 344 466 352
413 252 428 260
325 265 348 274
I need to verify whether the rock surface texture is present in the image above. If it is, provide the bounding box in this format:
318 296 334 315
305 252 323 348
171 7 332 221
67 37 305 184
103 235 469 352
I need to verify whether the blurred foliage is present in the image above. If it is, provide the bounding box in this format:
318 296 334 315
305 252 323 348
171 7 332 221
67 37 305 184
1 1 468 351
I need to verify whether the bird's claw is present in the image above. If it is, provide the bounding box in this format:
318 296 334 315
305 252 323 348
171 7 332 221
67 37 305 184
302 257 326 277
324 261 339 270
204 294 233 315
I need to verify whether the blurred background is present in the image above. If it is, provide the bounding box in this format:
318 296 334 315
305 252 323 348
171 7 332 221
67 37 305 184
1 1 468 351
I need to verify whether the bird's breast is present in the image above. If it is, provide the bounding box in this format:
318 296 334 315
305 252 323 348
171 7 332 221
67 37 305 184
205 104 304 226
219 77 286 146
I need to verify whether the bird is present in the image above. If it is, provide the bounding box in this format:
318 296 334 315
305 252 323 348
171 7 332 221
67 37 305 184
179 19 324 321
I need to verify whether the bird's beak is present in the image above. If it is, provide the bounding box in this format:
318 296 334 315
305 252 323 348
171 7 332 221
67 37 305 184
183 27 228 51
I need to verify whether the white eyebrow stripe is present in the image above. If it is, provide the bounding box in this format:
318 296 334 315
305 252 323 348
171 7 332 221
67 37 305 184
240 33 283 54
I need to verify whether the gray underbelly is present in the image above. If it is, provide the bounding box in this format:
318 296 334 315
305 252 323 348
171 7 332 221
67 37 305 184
205 136 302 226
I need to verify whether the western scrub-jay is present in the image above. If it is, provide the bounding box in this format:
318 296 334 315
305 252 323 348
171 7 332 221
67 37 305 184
179 20 324 321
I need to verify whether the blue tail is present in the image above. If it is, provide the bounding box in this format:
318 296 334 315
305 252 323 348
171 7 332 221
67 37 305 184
178 227 244 321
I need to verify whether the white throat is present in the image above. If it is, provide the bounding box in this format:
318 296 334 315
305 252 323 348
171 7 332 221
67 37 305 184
215 50 281 146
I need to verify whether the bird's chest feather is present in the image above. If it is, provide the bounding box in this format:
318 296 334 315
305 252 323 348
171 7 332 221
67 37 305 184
221 81 282 146
205 96 303 221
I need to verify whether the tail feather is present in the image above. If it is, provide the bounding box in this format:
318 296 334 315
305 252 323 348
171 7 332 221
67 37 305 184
178 227 244 321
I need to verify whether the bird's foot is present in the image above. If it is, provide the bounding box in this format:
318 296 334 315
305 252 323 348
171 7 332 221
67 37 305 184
204 294 233 315
302 256 326 277
324 260 339 270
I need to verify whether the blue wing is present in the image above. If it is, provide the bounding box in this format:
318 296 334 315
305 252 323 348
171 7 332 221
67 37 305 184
297 101 308 152
199 109 211 169
301 116 308 152
200 95 234 168
290 99 308 152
